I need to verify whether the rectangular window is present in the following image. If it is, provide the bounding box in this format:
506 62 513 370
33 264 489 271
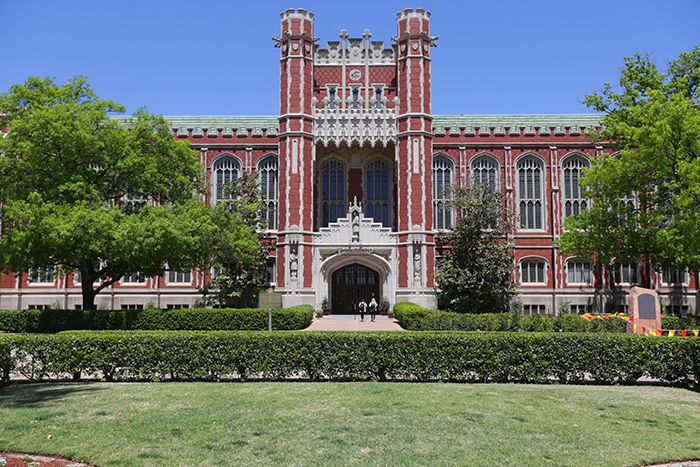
668 304 689 316
521 261 545 284
569 304 589 314
566 261 592 285
352 88 359 109
122 272 146 284
662 268 687 285
74 270 102 285
523 304 547 315
166 304 190 309
167 270 192 285
28 304 51 310
121 304 144 310
266 258 277 286
613 262 638 285
28 267 56 284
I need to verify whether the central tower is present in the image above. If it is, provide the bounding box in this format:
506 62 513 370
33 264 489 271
274 8 438 309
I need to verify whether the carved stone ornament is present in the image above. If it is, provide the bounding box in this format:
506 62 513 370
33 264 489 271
400 44 406 53
292 43 299 51
313 105 398 148
423 43 429 52
282 44 287 52
338 246 374 256
349 69 361 81
412 42 418 51
305 44 310 52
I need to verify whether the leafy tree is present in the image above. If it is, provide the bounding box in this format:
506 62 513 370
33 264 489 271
435 181 517 313
559 47 700 286
0 76 258 309
199 172 273 308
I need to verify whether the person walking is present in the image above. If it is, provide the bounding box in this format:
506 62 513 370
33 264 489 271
369 298 378 322
358 299 367 322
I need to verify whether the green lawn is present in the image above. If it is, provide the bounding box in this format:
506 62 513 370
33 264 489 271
0 383 698 466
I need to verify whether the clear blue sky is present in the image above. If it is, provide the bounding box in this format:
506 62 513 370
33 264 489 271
3 0 698 116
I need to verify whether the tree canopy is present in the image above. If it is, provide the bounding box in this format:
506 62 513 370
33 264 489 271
435 182 517 313
199 172 272 308
0 76 258 309
559 47 700 284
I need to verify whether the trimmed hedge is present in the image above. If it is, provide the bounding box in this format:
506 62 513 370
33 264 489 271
0 305 313 333
0 331 697 386
393 302 695 333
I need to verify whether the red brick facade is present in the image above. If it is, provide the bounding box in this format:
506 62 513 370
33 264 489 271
1 8 696 315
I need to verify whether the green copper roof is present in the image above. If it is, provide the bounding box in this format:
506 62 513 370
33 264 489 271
112 115 279 129
113 114 602 129
433 114 602 128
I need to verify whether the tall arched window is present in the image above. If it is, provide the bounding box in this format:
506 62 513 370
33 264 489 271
320 159 346 227
258 155 278 230
517 156 544 230
432 156 453 230
562 155 589 219
365 158 391 227
212 155 241 203
472 154 498 192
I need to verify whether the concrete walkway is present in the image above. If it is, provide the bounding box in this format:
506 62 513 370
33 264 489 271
304 314 403 331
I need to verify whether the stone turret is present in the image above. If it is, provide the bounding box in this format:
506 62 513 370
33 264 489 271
275 9 316 295
394 8 437 290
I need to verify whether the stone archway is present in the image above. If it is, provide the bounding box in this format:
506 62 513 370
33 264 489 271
330 263 380 314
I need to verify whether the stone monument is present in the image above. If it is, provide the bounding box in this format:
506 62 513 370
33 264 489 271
626 286 662 334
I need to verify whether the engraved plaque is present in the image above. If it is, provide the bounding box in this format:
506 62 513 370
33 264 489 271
638 294 657 319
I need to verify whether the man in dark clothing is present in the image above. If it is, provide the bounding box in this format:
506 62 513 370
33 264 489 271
369 298 378 322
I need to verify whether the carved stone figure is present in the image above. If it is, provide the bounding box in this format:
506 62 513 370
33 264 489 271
413 245 421 285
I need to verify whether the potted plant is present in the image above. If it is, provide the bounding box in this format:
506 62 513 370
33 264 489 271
315 309 324 318
321 297 331 315
388 308 395 319
379 297 390 316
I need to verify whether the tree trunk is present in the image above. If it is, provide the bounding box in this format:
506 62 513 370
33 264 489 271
641 259 652 289
80 270 97 310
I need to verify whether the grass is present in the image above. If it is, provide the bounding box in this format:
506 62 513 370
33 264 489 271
0 383 698 466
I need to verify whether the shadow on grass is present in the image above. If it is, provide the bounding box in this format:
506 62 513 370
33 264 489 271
0 382 106 408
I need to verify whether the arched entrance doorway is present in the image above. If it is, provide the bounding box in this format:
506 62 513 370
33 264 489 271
331 263 380 314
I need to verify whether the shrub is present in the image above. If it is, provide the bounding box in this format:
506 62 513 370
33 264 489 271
0 305 313 333
662 316 700 331
394 302 696 334
0 331 697 386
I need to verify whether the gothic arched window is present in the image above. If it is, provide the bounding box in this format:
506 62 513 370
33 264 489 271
320 159 346 227
258 155 279 230
517 156 544 230
212 155 241 203
365 158 391 227
472 154 498 192
432 156 453 230
562 155 589 219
